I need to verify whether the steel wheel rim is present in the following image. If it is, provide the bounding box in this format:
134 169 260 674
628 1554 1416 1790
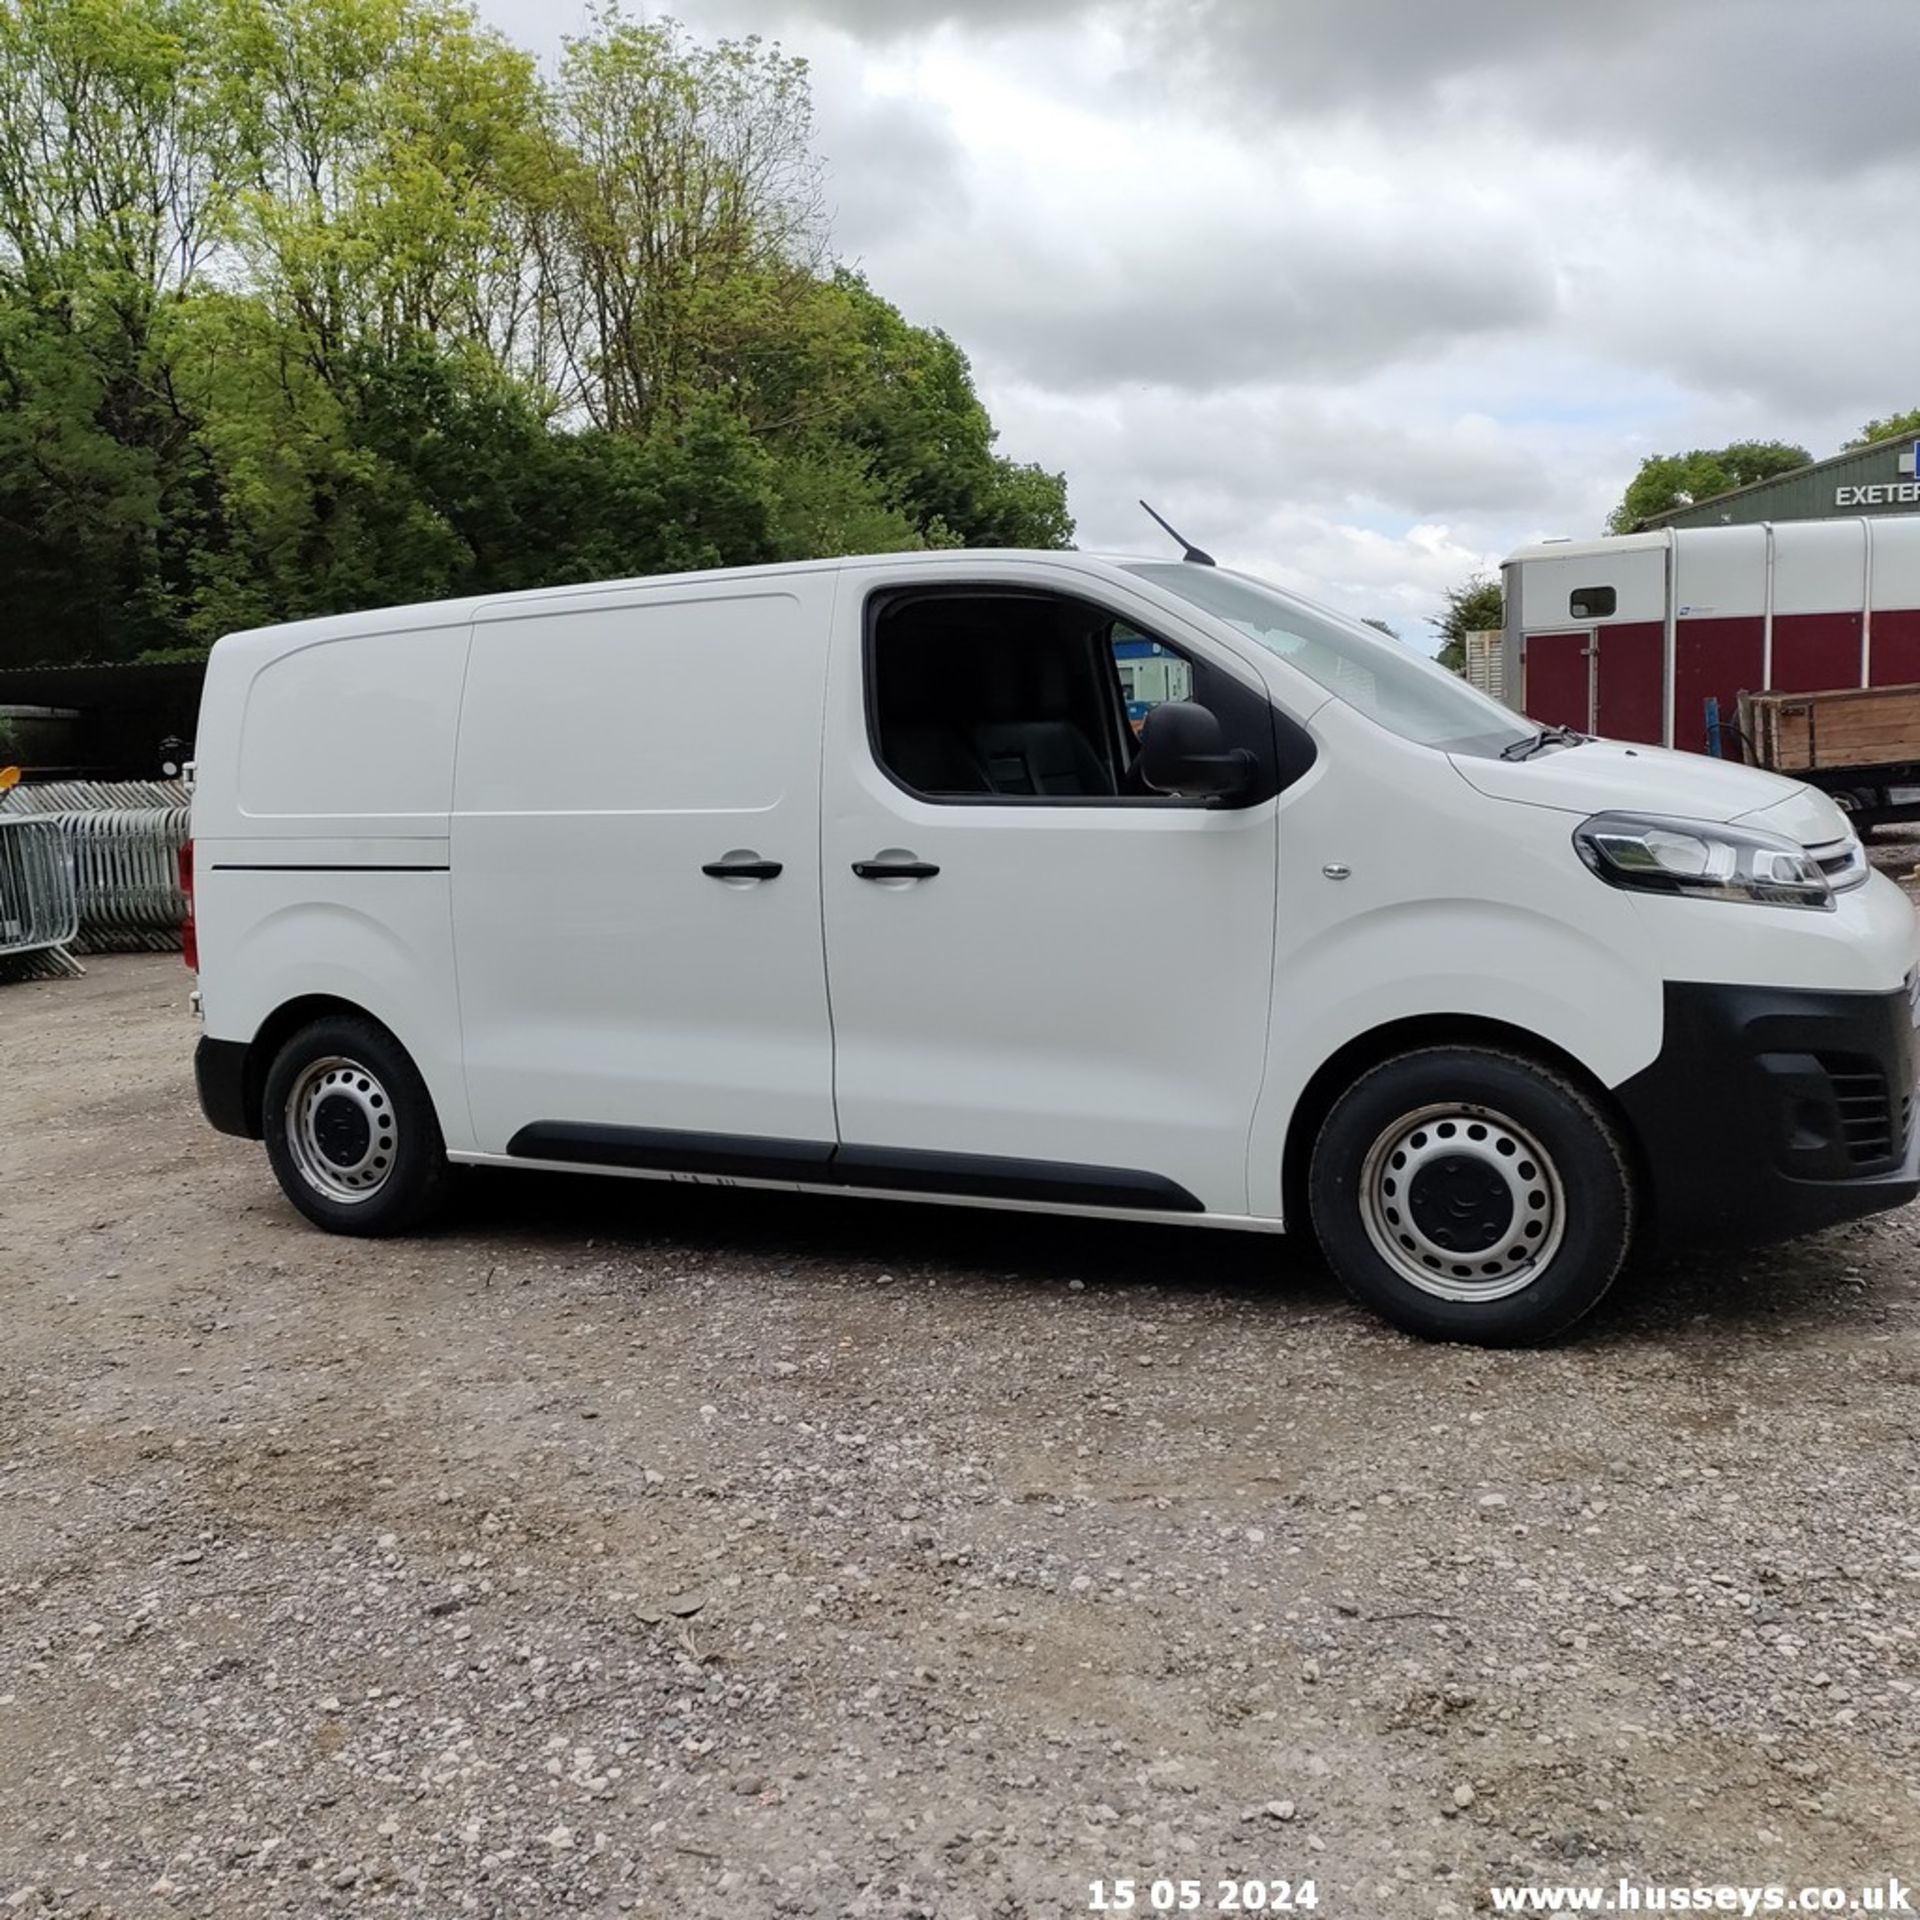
284 1056 397 1204
1357 1102 1566 1302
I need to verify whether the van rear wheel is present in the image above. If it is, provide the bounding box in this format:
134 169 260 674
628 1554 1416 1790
262 1015 449 1236
1308 1047 1635 1346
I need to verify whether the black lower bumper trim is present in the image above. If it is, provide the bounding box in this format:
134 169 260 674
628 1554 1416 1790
194 1036 258 1139
1614 979 1919 1243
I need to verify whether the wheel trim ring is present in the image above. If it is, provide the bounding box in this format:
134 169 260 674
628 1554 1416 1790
1357 1101 1567 1303
284 1055 398 1205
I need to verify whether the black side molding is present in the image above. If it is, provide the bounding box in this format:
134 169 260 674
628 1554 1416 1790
833 1142 1201 1211
504 1123 1203 1213
508 1123 833 1184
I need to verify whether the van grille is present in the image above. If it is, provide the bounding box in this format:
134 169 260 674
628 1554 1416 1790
1817 1054 1905 1167
1808 838 1870 892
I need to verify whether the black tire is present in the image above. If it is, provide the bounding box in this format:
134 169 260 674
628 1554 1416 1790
1308 1046 1636 1346
261 1014 449 1236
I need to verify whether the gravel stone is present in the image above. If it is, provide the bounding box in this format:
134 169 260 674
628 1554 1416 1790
2 950 1918 1917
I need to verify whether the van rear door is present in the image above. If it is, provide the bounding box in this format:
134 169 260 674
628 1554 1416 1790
451 577 838 1168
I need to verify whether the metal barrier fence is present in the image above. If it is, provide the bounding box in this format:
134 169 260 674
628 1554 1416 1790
0 780 191 961
0 778 191 814
55 806 192 952
0 816 82 977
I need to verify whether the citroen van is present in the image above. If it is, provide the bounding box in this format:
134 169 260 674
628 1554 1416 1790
186 549 1920 1345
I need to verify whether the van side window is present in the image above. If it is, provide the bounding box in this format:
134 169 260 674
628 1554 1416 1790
869 591 1121 799
866 588 1275 804
1570 585 1616 619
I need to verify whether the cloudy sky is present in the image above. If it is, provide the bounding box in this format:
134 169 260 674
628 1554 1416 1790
477 0 1920 647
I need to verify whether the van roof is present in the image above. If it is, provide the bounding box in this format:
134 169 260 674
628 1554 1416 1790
215 547 1170 648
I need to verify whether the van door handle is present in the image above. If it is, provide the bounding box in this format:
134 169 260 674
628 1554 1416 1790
702 854 783 881
852 856 940 881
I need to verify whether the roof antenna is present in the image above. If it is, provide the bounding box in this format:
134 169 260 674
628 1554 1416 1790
1139 500 1216 566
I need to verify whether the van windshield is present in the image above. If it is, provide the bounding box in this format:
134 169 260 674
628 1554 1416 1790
1127 563 1535 759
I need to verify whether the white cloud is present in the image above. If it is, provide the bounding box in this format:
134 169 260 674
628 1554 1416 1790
844 54 1558 394
473 0 1920 648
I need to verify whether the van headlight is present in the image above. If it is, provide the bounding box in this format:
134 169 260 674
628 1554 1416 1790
1573 812 1835 911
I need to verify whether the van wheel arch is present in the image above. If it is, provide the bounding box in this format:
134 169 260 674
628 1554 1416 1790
241 996 392 1137
1281 1015 1647 1233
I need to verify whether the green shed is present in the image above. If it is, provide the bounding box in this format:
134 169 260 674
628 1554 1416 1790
1640 433 1920 530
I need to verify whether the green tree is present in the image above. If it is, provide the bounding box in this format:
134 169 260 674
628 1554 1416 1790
1844 408 1920 450
0 291 166 663
0 0 1070 667
789 272 1069 552
0 0 234 298
213 0 550 367
537 8 824 432
0 0 239 663
1606 440 1810 533
1435 575 1502 674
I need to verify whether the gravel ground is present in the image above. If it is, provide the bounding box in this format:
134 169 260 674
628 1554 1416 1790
3 948 1919 1920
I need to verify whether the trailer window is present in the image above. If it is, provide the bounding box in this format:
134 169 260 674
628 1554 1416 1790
1570 585 1616 620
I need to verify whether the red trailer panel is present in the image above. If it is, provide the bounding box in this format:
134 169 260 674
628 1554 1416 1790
1870 607 1920 686
1672 617 1765 754
1524 631 1589 732
1594 622 1664 743
1771 612 1864 692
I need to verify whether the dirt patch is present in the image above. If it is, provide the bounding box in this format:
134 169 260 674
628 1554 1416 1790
2 956 1917 1918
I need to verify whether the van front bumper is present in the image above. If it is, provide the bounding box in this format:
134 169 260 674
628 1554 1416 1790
1613 977 1919 1244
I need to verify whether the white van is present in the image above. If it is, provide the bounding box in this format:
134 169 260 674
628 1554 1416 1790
186 549 1920 1345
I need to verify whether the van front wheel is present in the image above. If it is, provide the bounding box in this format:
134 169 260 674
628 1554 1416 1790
262 1015 449 1236
1308 1047 1635 1346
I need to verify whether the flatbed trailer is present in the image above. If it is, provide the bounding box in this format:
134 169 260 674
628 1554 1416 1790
1736 682 1920 827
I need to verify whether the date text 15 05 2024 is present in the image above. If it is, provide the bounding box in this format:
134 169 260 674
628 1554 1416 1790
1089 1880 1320 1914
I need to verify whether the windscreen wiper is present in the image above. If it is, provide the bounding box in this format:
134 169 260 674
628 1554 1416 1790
1499 724 1584 762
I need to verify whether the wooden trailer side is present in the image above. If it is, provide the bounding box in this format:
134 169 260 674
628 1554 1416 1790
1740 682 1920 774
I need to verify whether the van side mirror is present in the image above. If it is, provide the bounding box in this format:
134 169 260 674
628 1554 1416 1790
1138 700 1254 800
